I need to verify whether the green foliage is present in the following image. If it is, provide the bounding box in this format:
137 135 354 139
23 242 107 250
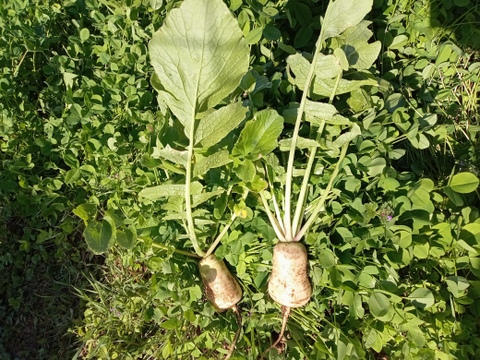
1 0 479 359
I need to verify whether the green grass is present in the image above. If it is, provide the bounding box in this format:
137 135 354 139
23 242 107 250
0 0 479 359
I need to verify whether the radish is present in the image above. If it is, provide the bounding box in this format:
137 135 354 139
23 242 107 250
251 0 374 355
145 0 251 357
199 255 243 359
199 255 243 312
268 242 312 308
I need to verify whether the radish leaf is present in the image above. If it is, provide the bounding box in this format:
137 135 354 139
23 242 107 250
233 109 284 160
149 0 249 137
195 102 247 149
321 0 374 41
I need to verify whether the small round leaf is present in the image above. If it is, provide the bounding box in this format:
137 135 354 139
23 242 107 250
449 172 479 193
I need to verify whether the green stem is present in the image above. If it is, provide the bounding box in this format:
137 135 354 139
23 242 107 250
271 189 285 235
150 242 201 259
284 31 325 241
329 72 342 104
291 68 341 239
13 49 28 77
204 213 237 258
291 145 317 238
291 121 326 237
204 190 249 257
186 120 205 257
264 163 285 234
260 191 286 241
295 143 349 241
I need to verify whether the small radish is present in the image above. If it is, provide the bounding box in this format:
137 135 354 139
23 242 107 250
199 255 243 360
199 255 243 311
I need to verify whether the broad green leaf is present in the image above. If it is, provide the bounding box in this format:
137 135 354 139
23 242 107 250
193 150 232 178
150 0 163 10
195 102 247 148
378 177 400 192
288 52 377 96
245 26 264 44
73 203 97 222
64 168 81 184
149 0 249 135
408 288 434 309
413 242 430 259
192 189 224 208
448 172 479 193
234 160 256 183
407 326 426 348
445 276 470 298
469 257 480 278
338 21 381 70
116 228 137 249
151 144 188 166
347 89 372 112
279 137 320 151
333 123 361 148
63 72 77 90
288 54 362 94
160 318 180 330
333 47 349 70
304 100 351 126
460 223 480 247
139 182 203 201
321 0 374 41
313 77 377 97
314 54 342 79
364 329 382 352
213 193 228 219
79 28 90 43
233 109 283 160
139 184 185 200
84 217 116 254
318 249 335 269
389 34 408 50
248 175 268 192
409 133 430 150
392 230 412 248
368 292 390 318
287 53 310 87
444 187 464 206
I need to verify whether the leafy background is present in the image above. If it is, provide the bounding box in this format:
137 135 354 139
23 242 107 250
0 0 479 359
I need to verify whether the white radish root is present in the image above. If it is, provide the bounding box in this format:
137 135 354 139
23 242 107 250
261 306 290 359
199 255 243 312
268 242 312 308
199 255 243 359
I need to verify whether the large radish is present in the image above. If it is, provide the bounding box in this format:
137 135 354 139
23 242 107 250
268 242 312 308
261 242 312 358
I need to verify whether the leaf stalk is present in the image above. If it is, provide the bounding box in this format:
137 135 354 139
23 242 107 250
284 28 325 241
186 118 206 257
295 143 349 240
